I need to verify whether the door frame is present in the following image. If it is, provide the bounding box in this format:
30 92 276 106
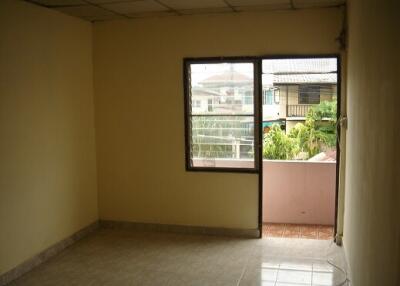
257 54 341 240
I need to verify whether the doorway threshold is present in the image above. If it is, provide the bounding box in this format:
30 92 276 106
262 223 334 240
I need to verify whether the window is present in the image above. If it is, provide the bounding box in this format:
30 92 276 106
184 56 338 171
244 91 253 105
262 88 280 105
193 100 201 108
263 89 273 105
184 60 257 171
299 85 320 104
207 99 213 112
274 88 280 104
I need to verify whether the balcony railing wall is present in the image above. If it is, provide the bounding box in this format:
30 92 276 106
192 158 336 225
263 160 336 225
287 104 313 117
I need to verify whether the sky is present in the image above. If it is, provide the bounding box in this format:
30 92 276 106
190 63 253 86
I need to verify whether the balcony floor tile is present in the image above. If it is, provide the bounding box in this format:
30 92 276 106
262 223 334 240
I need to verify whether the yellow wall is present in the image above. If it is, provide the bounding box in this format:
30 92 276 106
93 8 342 229
0 0 97 275
344 0 400 285
288 86 300 105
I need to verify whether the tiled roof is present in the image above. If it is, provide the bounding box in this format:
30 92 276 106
263 58 337 74
273 73 337 84
201 71 251 83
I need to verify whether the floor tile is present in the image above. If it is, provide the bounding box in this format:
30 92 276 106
7 229 347 286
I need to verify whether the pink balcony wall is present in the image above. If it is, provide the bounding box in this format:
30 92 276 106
192 159 336 226
263 160 336 225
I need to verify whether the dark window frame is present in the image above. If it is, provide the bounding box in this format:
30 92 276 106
183 57 261 173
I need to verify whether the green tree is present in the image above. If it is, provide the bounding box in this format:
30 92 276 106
289 100 337 158
310 100 337 148
263 124 299 160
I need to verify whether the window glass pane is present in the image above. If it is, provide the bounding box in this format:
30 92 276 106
190 116 255 168
189 63 254 115
266 90 273 105
299 85 320 104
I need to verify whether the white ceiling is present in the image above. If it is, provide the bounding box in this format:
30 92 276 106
25 0 345 22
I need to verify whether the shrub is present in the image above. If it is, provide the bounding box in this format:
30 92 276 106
263 124 299 160
264 101 337 160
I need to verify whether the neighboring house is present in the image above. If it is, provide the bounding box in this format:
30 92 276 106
191 70 253 114
262 58 337 133
190 71 254 159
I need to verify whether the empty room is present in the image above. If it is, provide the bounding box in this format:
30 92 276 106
0 0 399 285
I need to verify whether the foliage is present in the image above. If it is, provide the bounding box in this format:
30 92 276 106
288 122 321 158
288 123 309 155
263 124 299 160
308 100 337 148
264 100 337 160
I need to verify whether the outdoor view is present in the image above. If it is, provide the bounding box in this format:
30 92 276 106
187 58 338 167
188 63 255 168
262 58 338 162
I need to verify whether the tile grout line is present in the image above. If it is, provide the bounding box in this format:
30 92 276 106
235 264 247 286
274 263 281 285
236 243 257 286
311 261 314 286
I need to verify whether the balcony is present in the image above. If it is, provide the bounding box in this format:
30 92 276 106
287 104 313 117
193 158 336 226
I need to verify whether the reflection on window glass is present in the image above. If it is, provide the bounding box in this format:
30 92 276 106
190 63 254 115
187 62 255 169
191 116 254 160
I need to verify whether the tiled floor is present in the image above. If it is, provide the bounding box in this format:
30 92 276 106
8 228 348 286
263 223 334 240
